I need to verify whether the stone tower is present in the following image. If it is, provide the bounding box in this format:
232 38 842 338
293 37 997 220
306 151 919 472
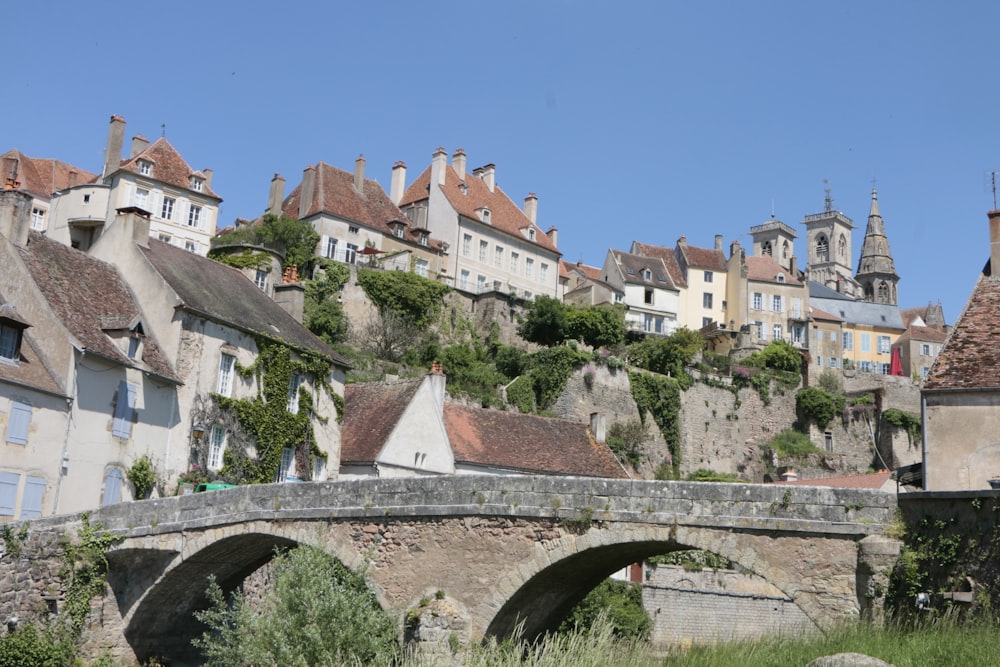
854 187 899 305
749 218 797 272
801 186 862 297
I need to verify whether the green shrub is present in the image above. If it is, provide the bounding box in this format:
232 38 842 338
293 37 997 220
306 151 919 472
606 420 649 467
0 623 73 667
882 408 921 445
796 387 846 428
769 428 820 458
558 579 650 640
817 369 842 394
357 268 449 329
685 468 742 482
506 375 536 414
757 339 803 373
629 371 682 477
126 455 156 500
529 345 591 410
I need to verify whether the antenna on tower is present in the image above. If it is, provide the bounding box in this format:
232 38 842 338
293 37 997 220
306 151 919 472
823 179 834 213
770 198 775 219
983 171 999 210
161 124 166 138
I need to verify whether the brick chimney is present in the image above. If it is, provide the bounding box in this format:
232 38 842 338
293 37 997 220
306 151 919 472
431 148 448 187
590 412 607 443
390 161 406 205
267 173 286 217
523 192 538 224
354 154 365 192
103 115 126 181
299 165 316 220
130 134 149 158
989 210 1000 276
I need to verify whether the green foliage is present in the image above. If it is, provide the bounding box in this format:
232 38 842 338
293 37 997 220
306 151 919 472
303 259 352 346
629 371 682 478
647 549 733 570
518 295 570 347
1 524 27 559
627 328 703 387
0 623 73 667
768 428 820 458
685 468 743 482
795 386 846 428
506 375 536 414
208 247 273 271
530 345 591 410
194 545 399 666
213 213 320 274
436 342 506 407
494 345 529 380
756 339 803 373
126 455 156 500
883 408 921 445
60 515 124 639
357 268 449 330
817 369 843 394
606 419 650 467
566 306 625 349
558 579 651 640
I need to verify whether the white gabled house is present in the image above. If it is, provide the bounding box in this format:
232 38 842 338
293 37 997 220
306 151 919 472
601 249 680 335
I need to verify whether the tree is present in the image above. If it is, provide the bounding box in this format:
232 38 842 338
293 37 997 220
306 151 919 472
356 268 449 330
628 327 704 381
757 339 803 373
566 306 625 349
212 214 320 275
518 295 569 346
194 546 399 666
304 259 352 346
353 309 421 362
796 387 845 429
558 578 651 640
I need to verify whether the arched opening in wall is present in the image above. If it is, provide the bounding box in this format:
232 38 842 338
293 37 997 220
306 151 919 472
484 540 817 650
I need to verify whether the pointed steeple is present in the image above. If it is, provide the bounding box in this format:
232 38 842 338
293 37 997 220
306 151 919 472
855 187 899 305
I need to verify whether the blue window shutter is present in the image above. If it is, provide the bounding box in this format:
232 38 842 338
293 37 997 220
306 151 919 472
103 468 124 506
112 382 137 438
0 472 19 516
5 401 31 445
19 476 45 519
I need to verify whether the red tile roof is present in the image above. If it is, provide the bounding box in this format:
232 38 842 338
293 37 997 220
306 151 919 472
443 404 628 478
399 158 558 254
774 471 891 489
746 255 803 285
341 380 422 464
677 241 727 271
0 149 98 200
809 306 842 322
114 138 221 200
630 241 687 288
924 273 1000 391
906 324 948 344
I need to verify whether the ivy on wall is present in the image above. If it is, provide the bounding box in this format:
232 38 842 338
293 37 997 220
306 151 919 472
629 371 682 479
356 268 450 329
208 248 273 271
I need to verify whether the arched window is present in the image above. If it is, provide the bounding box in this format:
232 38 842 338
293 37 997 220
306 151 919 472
816 234 829 262
877 281 889 302
761 241 773 256
782 240 789 259
838 234 847 258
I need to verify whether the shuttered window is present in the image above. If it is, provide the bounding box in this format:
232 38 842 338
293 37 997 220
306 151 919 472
103 468 124 506
0 472 19 516
19 476 45 519
112 381 137 438
5 401 31 445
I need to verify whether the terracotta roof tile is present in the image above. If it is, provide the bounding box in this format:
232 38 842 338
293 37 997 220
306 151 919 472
775 471 891 489
0 149 98 200
746 255 803 285
0 332 64 396
630 241 687 288
907 324 948 343
443 404 627 478
809 306 842 322
341 380 423 464
924 272 1000 391
399 160 559 254
677 242 727 271
115 138 221 200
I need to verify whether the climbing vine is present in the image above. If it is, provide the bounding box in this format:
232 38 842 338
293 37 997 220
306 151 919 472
208 247 274 271
60 514 124 638
629 371 682 478
356 268 450 329
882 408 921 445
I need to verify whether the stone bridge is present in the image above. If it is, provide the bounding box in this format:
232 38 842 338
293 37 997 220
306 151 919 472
2 476 898 665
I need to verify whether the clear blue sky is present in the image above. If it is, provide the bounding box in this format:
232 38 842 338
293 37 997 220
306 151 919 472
7 1 998 322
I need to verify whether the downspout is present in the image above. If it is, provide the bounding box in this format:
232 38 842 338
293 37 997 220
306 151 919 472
920 393 929 491
53 350 81 514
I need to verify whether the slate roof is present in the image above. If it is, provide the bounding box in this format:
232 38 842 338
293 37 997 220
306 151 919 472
0 149 98 200
341 379 423 464
443 404 628 478
610 250 678 290
399 158 558 254
809 281 904 330
18 232 178 381
114 138 221 200
923 272 1000 391
676 241 727 271
746 255 803 285
630 241 687 288
139 239 347 365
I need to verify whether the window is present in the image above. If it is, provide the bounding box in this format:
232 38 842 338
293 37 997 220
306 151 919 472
481 208 491 223
756 321 766 340
479 240 488 262
829 357 839 368
102 468 124 506
824 432 833 453
254 270 267 291
462 234 472 256
843 331 853 351
877 335 891 354
415 258 429 278
112 381 137 438
703 292 713 309
704 271 713 283
208 425 227 471
6 401 31 445
477 274 486 292
188 204 202 228
348 225 359 234
83 194 91 204
345 243 358 264
879 362 891 375
287 373 303 414
139 161 152 176
791 298 802 318
642 268 652 281
776 273 786 284
771 295 783 312
133 188 149 210
816 234 829 261
528 228 535 241
752 292 763 310
217 353 236 396
495 246 504 267
161 196 175 220
817 355 824 366
30 207 46 230
510 252 519 272
921 343 931 356
393 225 404 238
792 325 804 344
762 241 773 256
127 335 140 359
419 233 428 247
190 177 204 192
920 366 930 379
0 472 18 516
312 456 326 481
158 234 171 243
540 263 548 283
702 317 713 327
324 237 338 260
860 333 871 353
460 269 470 290
773 323 782 341
185 240 196 252
614 293 623 303
276 447 295 482
19 476 44 519
644 288 653 305
0 324 21 361
525 258 534 278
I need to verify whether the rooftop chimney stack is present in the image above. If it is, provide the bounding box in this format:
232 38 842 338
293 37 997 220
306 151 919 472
431 148 448 187
715 234 723 251
203 168 213 189
390 161 406 205
267 174 286 217
354 154 365 192
590 412 607 443
989 210 1000 276
299 165 316 220
130 134 149 158
523 192 538 224
479 163 495 193
103 115 126 181
546 226 558 248
428 362 446 408
452 149 467 181
0 190 32 247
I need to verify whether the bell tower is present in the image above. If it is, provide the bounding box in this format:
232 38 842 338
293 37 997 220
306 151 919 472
855 187 899 305
801 184 861 296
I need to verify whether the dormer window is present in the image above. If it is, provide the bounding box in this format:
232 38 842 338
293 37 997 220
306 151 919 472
478 207 491 223
139 161 153 176
419 233 429 247
642 268 652 281
527 228 535 241
190 176 204 192
0 323 24 362
460 183 468 196
127 325 144 360
390 222 405 239
776 273 786 283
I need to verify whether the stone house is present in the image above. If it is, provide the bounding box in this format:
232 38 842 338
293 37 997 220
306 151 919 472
561 260 622 307
0 149 97 234
807 305 844 376
339 365 627 479
922 210 1000 490
601 249 680 335
395 148 561 299
809 281 904 375
728 249 809 350
894 303 949 380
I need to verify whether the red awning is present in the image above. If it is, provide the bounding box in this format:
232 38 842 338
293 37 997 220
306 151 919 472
360 246 385 255
889 347 903 376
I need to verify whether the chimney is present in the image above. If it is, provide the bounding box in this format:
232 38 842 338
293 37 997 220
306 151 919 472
780 467 798 482
274 280 305 323
989 210 1000 276
452 148 467 181
0 190 32 247
428 362 447 407
431 148 448 187
590 412 607 443
789 255 798 275
523 192 538 224
354 154 365 192
715 234 723 251
130 134 149 158
299 165 316 220
115 206 151 248
546 226 558 248
478 163 496 193
267 173 286 217
203 168 213 189
390 161 406 205
678 235 687 246
103 115 126 181
68 170 77 187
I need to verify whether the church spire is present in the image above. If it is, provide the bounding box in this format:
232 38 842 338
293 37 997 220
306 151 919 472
855 187 899 305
